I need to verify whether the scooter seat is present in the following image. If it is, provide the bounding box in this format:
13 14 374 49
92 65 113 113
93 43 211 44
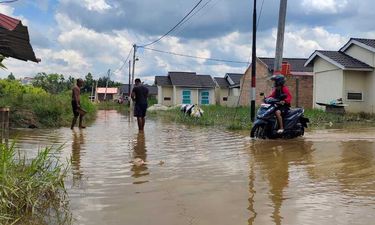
285 108 303 117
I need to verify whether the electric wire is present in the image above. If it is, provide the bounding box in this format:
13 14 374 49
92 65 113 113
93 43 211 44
139 46 249 64
139 0 204 47
173 0 215 36
112 47 133 74
0 0 19 3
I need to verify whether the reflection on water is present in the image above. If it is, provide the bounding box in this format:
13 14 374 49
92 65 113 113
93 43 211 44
9 110 375 225
131 132 149 184
72 130 85 185
248 140 315 225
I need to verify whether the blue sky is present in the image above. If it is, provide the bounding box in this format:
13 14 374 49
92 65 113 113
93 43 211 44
1 0 375 84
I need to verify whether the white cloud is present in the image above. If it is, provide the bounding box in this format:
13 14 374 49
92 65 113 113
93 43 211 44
83 0 111 12
60 0 111 12
283 26 348 57
301 0 349 14
0 5 14 15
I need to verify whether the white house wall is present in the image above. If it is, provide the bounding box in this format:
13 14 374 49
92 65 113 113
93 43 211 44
366 71 375 114
343 71 369 112
175 87 215 105
313 58 343 109
218 88 229 106
344 45 375 67
159 86 173 106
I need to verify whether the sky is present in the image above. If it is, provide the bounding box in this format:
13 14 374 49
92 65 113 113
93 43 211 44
0 0 375 84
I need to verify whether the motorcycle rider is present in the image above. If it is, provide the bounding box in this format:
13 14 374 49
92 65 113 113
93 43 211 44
267 74 292 134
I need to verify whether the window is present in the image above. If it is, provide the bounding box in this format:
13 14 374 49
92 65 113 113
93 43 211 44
164 97 171 101
182 90 191 104
200 91 209 105
223 97 228 101
347 92 363 101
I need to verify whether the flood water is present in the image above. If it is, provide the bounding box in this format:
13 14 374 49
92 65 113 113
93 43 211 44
10 110 375 225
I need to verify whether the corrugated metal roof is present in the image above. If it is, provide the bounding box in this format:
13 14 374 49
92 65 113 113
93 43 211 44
0 13 38 62
0 13 20 31
96 87 118 94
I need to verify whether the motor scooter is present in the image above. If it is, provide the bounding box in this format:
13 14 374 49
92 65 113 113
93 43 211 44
250 93 309 139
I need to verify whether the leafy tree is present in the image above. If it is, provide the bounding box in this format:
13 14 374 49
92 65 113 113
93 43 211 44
7 73 15 80
83 72 95 93
97 75 122 88
32 72 69 94
0 54 7 69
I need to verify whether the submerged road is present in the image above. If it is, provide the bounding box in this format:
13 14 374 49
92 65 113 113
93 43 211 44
12 110 375 225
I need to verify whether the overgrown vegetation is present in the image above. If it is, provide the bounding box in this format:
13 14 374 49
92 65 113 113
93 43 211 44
149 105 375 130
0 79 96 128
0 143 71 224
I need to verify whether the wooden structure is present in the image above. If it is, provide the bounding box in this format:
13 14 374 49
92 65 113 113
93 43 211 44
0 107 10 145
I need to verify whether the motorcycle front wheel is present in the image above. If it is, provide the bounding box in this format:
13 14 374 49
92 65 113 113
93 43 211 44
250 124 266 139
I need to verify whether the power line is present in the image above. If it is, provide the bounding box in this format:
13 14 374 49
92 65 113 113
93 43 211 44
139 46 249 64
112 47 133 74
0 0 19 3
139 0 204 48
173 0 215 36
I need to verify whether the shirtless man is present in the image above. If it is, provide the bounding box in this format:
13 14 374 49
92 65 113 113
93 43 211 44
71 78 86 129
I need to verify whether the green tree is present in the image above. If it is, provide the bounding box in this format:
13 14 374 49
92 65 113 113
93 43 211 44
32 73 69 94
83 72 95 93
7 73 15 80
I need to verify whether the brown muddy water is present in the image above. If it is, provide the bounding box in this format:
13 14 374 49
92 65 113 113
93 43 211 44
10 110 375 225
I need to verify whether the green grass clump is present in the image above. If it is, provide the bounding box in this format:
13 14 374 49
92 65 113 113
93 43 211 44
149 105 253 130
0 143 71 224
150 105 375 131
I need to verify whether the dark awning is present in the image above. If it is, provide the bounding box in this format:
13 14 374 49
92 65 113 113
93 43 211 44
0 13 39 63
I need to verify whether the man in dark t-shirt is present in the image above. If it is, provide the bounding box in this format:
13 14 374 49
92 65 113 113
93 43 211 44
131 78 149 131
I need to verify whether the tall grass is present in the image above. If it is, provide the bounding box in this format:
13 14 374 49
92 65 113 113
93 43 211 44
149 105 375 131
0 80 96 128
149 105 253 130
0 143 71 224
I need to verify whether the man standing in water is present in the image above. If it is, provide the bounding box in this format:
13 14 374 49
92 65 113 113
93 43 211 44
131 78 149 131
71 78 86 130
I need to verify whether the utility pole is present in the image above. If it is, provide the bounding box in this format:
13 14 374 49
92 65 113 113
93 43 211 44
90 81 94 102
250 0 257 122
104 69 110 101
128 59 131 104
130 44 137 112
131 44 137 90
273 0 288 74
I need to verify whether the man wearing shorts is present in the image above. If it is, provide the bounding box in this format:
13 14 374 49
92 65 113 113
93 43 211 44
71 78 86 129
131 78 149 131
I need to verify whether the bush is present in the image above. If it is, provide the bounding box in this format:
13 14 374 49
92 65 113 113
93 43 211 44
0 80 96 128
0 143 71 224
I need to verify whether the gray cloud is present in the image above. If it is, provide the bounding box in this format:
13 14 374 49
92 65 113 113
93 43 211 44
57 0 374 42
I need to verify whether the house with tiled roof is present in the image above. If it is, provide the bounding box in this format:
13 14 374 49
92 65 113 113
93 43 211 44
213 73 243 106
305 38 375 113
154 71 216 106
240 57 314 108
